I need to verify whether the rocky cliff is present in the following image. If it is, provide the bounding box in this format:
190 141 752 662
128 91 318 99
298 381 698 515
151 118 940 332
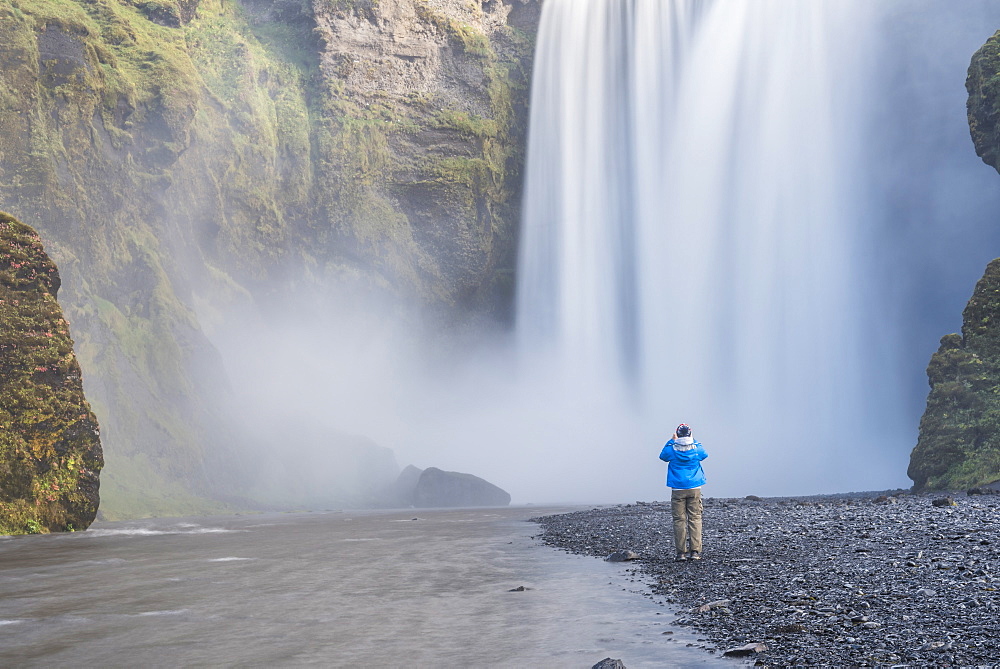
0 0 540 517
909 30 1000 490
0 212 103 533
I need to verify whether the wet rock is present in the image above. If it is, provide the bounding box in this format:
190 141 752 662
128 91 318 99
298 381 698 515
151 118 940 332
932 497 957 507
605 550 640 562
768 623 806 634
723 642 768 657
592 659 627 669
745 495 763 502
694 599 731 613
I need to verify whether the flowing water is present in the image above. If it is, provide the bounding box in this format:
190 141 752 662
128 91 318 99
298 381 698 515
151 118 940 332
0 508 727 667
514 0 1000 498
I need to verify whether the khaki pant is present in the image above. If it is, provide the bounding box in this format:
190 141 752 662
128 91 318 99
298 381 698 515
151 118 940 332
671 487 703 554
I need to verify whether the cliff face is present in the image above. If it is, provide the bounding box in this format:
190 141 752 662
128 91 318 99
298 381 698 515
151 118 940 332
967 30 1000 174
909 30 1000 490
909 261 1000 490
0 212 103 533
0 0 540 517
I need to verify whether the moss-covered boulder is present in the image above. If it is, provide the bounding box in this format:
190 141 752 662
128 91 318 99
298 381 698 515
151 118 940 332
0 212 103 533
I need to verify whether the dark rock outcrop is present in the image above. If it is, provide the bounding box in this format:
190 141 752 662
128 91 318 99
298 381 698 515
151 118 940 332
967 30 1000 172
592 660 627 669
909 260 1000 490
0 212 103 533
412 466 510 507
910 33 1000 491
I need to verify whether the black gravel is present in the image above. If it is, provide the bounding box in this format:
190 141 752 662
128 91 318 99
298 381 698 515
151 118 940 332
533 491 1000 667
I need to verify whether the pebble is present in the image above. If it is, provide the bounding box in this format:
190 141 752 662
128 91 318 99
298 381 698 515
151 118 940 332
533 491 1000 667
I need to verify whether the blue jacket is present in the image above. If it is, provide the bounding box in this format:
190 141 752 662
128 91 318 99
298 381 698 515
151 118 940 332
659 438 708 489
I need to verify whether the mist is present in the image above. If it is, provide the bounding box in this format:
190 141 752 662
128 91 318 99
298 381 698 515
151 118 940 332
195 0 1000 508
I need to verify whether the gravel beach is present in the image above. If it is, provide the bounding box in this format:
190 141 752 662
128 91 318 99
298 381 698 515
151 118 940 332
534 491 1000 667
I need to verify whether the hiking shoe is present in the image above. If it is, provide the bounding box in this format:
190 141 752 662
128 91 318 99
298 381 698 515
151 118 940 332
674 552 688 562
688 551 702 561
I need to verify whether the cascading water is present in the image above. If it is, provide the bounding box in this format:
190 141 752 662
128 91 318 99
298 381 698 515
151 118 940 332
515 0 996 496
323 0 1000 505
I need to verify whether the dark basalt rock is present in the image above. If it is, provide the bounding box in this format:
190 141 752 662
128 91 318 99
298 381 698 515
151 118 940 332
412 467 510 508
592 659 626 669
0 213 103 534
723 643 769 658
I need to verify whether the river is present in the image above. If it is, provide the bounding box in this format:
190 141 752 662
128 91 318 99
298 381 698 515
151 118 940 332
0 506 729 667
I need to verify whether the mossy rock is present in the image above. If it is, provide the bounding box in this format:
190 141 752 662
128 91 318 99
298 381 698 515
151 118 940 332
0 212 103 534
968 30 1000 172
910 258 1000 490
911 35 1000 491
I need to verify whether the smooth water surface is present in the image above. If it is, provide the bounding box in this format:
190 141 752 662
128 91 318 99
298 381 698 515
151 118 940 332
0 507 729 667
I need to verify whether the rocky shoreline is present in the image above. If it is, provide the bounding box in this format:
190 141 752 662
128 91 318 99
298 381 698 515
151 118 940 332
533 491 1000 667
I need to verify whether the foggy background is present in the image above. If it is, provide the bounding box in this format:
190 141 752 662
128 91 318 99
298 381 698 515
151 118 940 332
194 0 1000 506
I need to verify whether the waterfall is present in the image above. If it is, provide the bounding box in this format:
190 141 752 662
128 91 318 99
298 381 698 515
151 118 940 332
364 0 1000 504
516 0 902 492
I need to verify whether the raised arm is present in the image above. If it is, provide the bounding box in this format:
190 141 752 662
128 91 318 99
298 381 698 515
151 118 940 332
659 440 675 462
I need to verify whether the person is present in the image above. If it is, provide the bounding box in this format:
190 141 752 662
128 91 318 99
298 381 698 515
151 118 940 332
659 423 708 561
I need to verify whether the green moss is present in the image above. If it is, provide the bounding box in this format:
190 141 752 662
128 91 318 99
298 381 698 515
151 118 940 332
415 1 491 57
0 212 103 535
434 109 498 138
911 258 1000 490
0 0 539 518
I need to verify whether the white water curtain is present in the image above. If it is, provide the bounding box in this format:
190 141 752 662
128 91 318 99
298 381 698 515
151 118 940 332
517 0 887 488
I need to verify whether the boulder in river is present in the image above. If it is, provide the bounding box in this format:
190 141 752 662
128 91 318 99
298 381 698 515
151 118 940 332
412 467 511 508
592 659 627 669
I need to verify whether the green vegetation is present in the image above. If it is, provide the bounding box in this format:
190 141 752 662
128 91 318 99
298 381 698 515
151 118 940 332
911 259 1000 490
968 30 1000 170
0 0 538 518
915 33 1000 491
0 212 103 534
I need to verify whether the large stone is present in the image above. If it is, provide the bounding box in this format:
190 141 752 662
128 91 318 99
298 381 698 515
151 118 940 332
592 660 626 669
0 212 103 533
412 467 511 507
